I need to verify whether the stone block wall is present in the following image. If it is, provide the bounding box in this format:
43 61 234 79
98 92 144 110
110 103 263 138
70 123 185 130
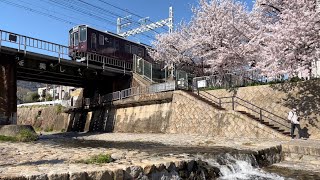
205 80 320 139
111 90 287 139
167 91 286 139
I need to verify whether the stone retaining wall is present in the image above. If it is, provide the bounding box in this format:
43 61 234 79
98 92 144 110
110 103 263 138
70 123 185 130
167 91 287 139
111 90 288 139
206 80 320 139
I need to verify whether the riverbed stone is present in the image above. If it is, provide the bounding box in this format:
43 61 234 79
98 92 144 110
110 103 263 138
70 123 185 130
1 132 317 179
87 170 113 180
47 172 69 180
125 166 143 178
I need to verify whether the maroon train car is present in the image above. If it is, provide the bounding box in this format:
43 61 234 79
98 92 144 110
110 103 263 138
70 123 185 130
68 25 151 62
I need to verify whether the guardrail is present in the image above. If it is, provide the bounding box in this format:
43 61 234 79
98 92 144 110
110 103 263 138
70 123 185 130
0 29 69 60
17 100 72 107
84 81 176 107
0 29 132 71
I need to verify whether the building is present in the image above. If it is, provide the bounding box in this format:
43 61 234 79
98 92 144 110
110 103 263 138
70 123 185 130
38 85 76 101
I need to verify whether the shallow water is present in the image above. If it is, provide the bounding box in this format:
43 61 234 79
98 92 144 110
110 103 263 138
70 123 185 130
264 166 320 180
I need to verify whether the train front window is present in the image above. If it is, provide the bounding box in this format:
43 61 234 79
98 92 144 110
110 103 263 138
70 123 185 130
69 31 73 46
74 32 79 46
80 27 87 42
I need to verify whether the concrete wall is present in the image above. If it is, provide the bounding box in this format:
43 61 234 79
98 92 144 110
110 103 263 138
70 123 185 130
114 103 172 133
113 92 173 133
17 106 69 131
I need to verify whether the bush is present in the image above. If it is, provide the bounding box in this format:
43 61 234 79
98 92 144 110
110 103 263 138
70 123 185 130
77 154 114 164
16 129 38 142
24 92 40 103
0 129 38 142
45 93 53 101
56 105 63 114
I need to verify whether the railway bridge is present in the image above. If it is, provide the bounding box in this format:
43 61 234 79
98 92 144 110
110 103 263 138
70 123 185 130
0 29 133 125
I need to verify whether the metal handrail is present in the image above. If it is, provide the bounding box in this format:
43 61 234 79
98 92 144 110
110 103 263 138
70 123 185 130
234 96 289 127
193 88 290 129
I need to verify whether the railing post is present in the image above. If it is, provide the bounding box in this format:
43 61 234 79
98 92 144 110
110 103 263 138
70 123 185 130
151 64 153 82
24 36 27 54
142 58 145 76
86 53 89 68
259 109 262 121
58 46 61 63
232 96 235 110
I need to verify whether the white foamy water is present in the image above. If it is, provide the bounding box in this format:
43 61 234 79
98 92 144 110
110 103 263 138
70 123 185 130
202 154 286 180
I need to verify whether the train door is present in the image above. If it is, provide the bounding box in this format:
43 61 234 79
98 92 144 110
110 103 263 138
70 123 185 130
91 33 97 51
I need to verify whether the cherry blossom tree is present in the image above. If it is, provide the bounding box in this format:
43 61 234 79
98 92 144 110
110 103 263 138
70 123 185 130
150 0 319 78
254 0 320 77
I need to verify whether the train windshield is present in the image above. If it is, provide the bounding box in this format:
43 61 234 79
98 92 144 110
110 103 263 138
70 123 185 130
69 31 73 46
80 26 87 42
74 31 79 46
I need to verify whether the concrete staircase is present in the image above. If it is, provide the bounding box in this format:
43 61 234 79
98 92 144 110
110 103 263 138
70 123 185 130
190 90 291 137
237 111 291 137
132 73 153 88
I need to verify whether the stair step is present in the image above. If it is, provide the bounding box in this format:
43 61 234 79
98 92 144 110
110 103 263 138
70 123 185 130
282 132 291 135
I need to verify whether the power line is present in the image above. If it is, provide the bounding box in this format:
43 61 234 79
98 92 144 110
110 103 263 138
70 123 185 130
0 0 156 42
97 0 168 32
0 0 76 25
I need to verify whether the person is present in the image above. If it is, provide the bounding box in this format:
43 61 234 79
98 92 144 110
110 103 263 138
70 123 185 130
288 108 301 139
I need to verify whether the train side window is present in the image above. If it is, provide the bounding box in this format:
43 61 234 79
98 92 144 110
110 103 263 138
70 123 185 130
91 33 97 49
131 45 138 55
99 34 104 45
138 48 144 57
108 37 113 47
125 44 131 53
114 40 119 50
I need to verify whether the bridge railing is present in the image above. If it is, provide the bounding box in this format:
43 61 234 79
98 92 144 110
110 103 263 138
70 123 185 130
0 29 69 60
85 81 176 107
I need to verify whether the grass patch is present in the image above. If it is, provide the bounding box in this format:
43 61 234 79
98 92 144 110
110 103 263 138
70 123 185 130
0 135 18 142
0 129 38 142
16 129 38 142
76 154 114 164
44 127 54 132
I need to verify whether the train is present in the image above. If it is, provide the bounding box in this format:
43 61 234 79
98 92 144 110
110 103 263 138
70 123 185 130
68 25 152 62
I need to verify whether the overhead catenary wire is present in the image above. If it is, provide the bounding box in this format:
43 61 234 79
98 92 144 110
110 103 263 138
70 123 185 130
0 0 157 42
97 0 168 32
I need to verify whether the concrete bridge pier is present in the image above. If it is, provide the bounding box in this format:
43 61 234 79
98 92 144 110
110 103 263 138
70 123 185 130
0 54 17 125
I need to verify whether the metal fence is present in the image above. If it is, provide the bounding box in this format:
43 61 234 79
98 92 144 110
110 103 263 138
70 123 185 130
133 55 168 83
85 81 176 107
0 29 69 60
0 29 131 71
192 70 281 89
